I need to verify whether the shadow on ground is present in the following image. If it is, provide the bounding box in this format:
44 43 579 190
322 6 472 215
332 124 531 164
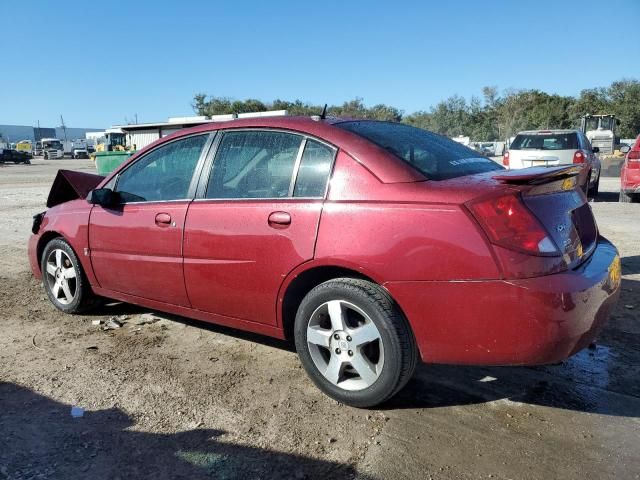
78 270 640 421
0 383 372 480
592 190 620 203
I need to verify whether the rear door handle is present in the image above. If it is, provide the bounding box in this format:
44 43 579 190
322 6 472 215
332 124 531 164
155 212 172 226
268 211 291 227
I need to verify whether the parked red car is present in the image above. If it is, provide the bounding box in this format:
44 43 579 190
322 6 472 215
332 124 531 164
620 135 640 202
29 117 621 407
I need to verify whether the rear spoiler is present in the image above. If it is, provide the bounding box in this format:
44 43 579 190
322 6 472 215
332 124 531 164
492 165 582 185
46 169 105 208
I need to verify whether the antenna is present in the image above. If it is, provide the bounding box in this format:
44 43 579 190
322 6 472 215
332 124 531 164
320 104 328 120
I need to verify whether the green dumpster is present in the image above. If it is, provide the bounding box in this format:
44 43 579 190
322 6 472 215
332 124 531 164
94 151 133 175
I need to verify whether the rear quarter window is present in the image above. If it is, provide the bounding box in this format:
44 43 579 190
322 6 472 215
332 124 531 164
335 121 502 180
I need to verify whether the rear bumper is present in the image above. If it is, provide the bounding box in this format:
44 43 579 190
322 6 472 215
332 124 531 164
385 237 621 366
621 167 640 193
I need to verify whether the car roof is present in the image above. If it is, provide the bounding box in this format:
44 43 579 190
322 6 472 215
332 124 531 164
516 129 578 135
124 116 426 184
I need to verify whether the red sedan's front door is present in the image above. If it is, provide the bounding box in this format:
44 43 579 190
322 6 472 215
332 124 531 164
87 133 211 306
89 202 190 306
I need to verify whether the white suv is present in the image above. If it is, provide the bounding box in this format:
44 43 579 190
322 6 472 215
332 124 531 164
503 129 601 196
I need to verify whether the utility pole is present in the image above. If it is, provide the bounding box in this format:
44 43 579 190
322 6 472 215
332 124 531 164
60 115 68 141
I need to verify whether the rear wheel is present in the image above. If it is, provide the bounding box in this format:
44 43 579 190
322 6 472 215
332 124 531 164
590 175 599 198
294 278 417 408
41 238 97 313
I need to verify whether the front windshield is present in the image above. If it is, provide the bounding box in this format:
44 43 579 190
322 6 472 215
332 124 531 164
335 121 502 180
584 118 599 131
43 141 62 149
599 117 613 130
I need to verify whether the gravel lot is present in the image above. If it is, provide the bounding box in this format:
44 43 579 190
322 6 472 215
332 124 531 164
0 159 638 480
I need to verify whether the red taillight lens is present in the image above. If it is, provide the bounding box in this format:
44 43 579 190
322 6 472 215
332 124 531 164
627 150 640 169
573 150 585 164
502 151 510 167
468 194 558 256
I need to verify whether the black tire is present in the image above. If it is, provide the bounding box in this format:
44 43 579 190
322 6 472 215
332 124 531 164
590 175 599 198
620 190 631 203
294 278 417 408
41 238 97 314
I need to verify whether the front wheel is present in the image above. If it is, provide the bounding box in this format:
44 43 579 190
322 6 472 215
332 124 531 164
41 238 97 313
294 278 417 408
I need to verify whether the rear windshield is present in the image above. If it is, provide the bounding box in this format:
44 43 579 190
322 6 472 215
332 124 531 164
335 121 502 180
510 133 577 151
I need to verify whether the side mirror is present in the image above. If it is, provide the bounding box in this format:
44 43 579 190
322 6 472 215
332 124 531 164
87 188 116 207
592 146 599 153
620 145 631 154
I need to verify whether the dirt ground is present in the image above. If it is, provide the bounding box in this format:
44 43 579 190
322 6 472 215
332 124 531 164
0 159 639 480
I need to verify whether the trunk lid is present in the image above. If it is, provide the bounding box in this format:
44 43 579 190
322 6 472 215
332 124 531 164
493 166 597 268
508 148 576 168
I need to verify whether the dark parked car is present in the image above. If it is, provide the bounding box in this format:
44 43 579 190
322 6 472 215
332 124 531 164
29 117 621 407
0 148 32 164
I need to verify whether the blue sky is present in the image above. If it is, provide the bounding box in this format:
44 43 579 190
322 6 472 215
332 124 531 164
1 0 639 128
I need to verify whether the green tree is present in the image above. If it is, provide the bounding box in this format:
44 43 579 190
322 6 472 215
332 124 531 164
609 79 640 138
192 78 640 140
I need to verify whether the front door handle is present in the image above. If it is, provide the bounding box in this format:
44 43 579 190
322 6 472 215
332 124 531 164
155 213 172 226
268 211 291 228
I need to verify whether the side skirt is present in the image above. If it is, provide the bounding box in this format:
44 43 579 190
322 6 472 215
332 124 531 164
92 286 286 340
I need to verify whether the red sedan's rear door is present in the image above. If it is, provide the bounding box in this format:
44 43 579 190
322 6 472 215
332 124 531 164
183 130 336 326
88 133 212 306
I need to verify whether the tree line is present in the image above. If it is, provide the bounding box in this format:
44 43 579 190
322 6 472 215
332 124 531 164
193 78 640 141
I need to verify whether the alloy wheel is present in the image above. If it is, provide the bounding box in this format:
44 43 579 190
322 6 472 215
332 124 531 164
44 249 77 305
306 299 384 391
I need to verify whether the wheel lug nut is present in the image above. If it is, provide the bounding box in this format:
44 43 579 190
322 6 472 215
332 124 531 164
346 335 352 342
335 348 341 354
334 334 340 340
348 350 353 356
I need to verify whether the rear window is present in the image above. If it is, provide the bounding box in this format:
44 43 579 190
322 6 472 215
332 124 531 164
510 133 578 151
335 121 502 180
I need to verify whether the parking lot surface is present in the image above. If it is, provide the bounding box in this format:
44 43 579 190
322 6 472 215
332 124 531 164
1 159 639 479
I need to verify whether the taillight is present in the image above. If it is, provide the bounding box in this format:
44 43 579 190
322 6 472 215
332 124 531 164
627 150 640 169
503 151 510 167
573 150 585 164
467 193 558 256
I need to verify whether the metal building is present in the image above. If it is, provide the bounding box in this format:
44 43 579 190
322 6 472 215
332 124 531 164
114 111 288 151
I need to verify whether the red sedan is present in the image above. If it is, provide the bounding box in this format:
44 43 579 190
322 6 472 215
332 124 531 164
29 117 621 407
620 135 640 202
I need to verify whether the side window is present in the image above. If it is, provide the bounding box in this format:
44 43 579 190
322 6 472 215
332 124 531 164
293 140 335 197
206 131 302 199
116 134 208 202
